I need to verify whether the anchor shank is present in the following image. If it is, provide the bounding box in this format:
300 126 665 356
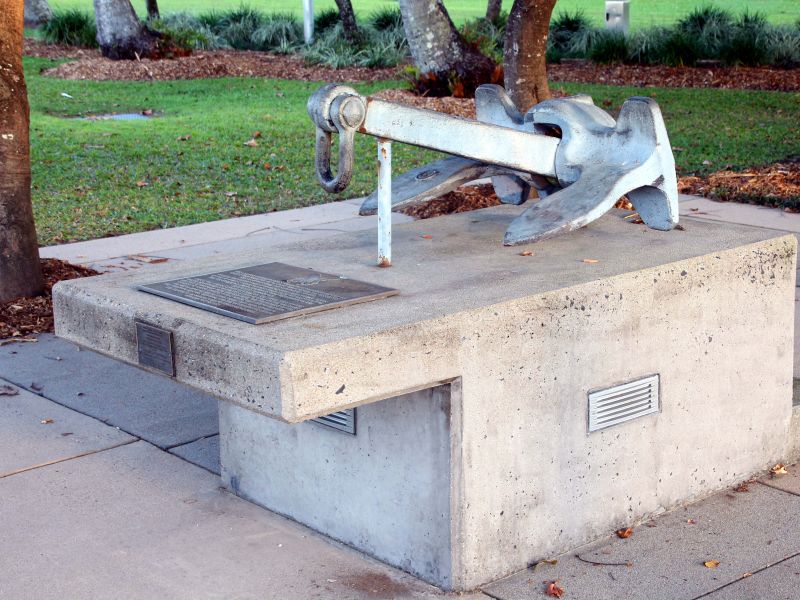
360 98 559 178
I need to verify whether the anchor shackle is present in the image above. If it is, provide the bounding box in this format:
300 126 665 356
307 84 366 193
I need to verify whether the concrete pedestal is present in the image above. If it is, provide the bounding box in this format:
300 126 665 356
54 207 797 590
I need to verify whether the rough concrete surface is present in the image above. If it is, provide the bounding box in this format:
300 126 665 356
53 208 792 422
0 441 457 600
0 335 218 448
483 483 800 600
220 386 454 588
704 554 800 600
0 382 134 476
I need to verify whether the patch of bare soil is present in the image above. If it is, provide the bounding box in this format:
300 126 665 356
41 49 403 82
679 160 800 210
0 259 98 340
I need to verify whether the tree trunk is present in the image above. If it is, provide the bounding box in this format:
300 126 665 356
0 1 44 303
398 0 493 74
333 0 359 42
145 0 160 21
503 0 556 111
24 0 52 28
93 0 159 60
485 0 502 23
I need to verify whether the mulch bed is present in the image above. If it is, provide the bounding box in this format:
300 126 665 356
0 259 98 341
25 39 799 91
40 48 402 83
679 160 800 210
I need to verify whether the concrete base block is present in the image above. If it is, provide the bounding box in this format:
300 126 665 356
53 208 798 591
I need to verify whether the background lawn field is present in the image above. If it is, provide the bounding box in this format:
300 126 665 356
25 56 800 246
47 0 800 28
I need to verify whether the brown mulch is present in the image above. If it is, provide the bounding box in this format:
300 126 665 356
26 39 800 91
547 61 800 92
40 48 403 82
399 183 502 219
679 160 800 209
0 259 98 340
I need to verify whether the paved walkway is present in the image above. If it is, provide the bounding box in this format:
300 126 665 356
2 195 799 599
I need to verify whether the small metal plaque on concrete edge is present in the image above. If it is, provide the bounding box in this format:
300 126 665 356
136 262 399 325
135 320 175 376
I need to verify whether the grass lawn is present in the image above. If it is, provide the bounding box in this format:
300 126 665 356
26 56 800 245
47 0 800 28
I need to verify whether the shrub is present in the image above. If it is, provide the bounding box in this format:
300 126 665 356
251 14 303 52
314 8 341 33
587 29 628 63
303 20 408 69
676 5 734 58
41 9 97 47
460 17 505 64
211 5 266 50
766 25 800 68
151 12 229 50
369 7 403 32
720 10 770 65
548 9 591 61
627 26 671 64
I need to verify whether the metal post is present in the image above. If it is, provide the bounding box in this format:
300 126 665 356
377 139 392 267
303 0 314 44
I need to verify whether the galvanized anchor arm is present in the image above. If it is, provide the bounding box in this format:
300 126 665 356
307 84 560 190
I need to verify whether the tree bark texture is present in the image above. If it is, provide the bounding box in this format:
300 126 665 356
333 0 359 41
24 0 52 27
0 1 44 303
398 0 493 74
485 0 502 23
93 0 159 60
503 0 556 111
145 0 160 21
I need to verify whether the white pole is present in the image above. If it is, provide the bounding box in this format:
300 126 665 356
303 0 314 44
377 139 392 267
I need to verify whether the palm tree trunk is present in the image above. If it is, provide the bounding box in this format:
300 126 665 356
0 1 44 303
24 0 53 27
503 0 556 111
485 0 502 23
333 0 359 41
398 0 493 74
93 0 159 60
145 0 160 21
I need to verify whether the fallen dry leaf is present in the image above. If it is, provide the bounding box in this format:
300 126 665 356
136 180 148 188
582 258 599 264
177 134 191 141
0 384 19 396
141 109 154 116
252 130 262 138
704 560 720 569
40 418 54 424
420 234 433 239
544 581 564 598
243 139 259 147
770 464 788 476
520 250 534 256
687 519 697 525
616 527 633 539
743 572 752 578
734 482 749 492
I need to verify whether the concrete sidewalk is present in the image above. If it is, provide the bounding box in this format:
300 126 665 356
2 195 799 599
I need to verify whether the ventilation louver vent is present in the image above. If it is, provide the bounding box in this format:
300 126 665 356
588 375 659 432
312 408 356 435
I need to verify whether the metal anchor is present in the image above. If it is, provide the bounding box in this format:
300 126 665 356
307 83 678 264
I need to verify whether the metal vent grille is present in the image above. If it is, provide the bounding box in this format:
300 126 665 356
588 375 659 432
312 408 356 435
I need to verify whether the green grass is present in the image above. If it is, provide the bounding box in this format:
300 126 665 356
46 0 800 28
25 56 800 245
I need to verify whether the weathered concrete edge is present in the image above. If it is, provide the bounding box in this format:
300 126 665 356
55 234 797 425
280 234 798 422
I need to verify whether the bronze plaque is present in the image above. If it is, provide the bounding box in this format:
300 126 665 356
135 320 175 376
136 262 398 324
